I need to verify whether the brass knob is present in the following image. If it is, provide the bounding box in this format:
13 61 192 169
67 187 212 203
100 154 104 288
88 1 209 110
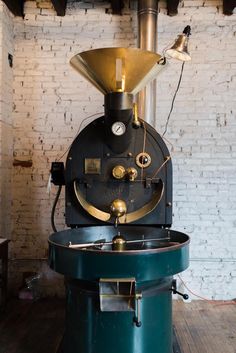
112 234 126 251
126 167 138 181
110 199 127 218
112 165 126 179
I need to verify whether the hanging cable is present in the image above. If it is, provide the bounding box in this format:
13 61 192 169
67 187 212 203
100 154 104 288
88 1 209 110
177 275 236 305
51 185 62 233
140 121 147 182
162 62 185 137
51 111 103 231
56 112 103 162
151 156 171 180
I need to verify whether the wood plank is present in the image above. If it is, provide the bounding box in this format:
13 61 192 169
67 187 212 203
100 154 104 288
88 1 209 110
173 301 236 353
2 0 24 16
0 299 65 353
173 326 183 353
0 299 236 353
51 0 67 16
167 0 180 16
110 0 124 15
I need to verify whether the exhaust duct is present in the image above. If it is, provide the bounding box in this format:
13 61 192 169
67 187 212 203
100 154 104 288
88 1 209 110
138 0 158 125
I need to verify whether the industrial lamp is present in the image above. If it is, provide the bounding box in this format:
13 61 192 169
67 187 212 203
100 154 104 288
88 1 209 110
165 25 191 62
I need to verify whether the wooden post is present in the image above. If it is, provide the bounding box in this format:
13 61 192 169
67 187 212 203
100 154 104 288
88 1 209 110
223 0 236 15
2 0 24 16
51 0 68 16
110 0 124 15
167 0 180 16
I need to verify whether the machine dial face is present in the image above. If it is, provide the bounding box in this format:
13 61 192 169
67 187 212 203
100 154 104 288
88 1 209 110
136 152 152 168
111 122 126 136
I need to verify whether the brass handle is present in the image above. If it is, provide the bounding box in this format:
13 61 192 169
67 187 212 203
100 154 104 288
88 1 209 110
133 293 142 327
126 167 138 181
73 180 164 224
132 103 141 128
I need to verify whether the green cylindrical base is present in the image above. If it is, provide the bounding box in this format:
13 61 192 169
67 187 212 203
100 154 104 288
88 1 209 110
62 278 173 353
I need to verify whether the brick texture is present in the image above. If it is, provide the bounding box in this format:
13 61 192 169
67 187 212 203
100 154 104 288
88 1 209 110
0 3 13 240
0 0 235 299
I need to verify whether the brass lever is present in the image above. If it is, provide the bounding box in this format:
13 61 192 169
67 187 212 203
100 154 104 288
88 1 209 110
132 103 141 128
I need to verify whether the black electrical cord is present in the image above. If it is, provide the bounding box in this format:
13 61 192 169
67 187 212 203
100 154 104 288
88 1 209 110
57 112 103 162
51 185 62 233
162 61 185 137
51 112 103 232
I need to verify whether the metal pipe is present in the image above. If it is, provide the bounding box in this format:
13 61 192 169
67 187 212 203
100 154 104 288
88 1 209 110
138 0 158 125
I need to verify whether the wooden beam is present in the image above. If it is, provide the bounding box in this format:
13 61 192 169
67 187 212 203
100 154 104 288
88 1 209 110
2 0 24 17
110 0 124 15
51 0 68 16
223 0 235 15
167 0 180 16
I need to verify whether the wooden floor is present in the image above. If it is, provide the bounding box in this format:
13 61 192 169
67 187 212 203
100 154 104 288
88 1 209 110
0 299 64 353
174 301 236 353
0 299 235 353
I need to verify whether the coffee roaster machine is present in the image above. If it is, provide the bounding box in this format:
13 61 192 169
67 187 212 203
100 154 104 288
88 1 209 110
48 47 190 353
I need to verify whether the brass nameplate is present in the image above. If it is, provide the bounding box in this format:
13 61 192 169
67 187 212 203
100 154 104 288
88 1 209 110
84 158 101 174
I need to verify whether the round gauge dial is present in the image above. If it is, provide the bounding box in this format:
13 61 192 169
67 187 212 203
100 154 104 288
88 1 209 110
111 121 126 136
136 152 152 168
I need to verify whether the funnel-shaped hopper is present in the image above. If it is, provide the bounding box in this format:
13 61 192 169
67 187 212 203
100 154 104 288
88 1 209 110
70 47 165 95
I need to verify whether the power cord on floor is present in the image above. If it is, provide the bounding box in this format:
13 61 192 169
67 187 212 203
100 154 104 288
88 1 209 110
178 275 236 305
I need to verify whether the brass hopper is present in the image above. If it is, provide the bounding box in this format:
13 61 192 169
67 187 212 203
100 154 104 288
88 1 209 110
70 47 166 95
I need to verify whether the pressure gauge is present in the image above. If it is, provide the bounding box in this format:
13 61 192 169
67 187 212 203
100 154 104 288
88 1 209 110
111 121 126 136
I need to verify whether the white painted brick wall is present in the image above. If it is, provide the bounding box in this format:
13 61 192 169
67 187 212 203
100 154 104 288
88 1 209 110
0 0 236 299
155 2 236 300
0 3 13 240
